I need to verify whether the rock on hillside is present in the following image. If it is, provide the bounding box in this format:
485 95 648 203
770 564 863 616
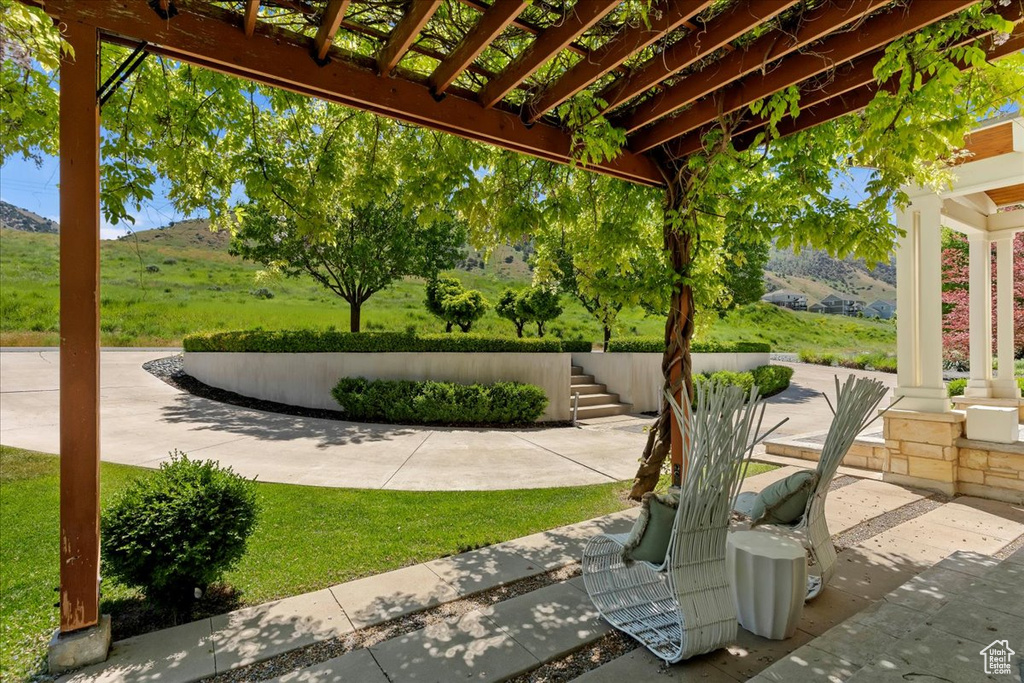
765 245 895 303
0 200 58 234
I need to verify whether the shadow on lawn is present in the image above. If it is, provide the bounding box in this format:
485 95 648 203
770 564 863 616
158 392 420 447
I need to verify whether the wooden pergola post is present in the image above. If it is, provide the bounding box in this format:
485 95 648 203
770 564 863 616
58 20 102 637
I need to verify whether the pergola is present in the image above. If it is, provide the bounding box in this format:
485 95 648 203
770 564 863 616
896 114 1024 413
19 0 1024 659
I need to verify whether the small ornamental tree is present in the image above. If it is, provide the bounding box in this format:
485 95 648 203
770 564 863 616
519 286 563 337
424 276 488 333
101 452 259 610
232 199 465 332
496 288 529 337
941 229 1024 370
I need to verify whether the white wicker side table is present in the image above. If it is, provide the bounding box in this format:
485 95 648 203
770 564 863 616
726 531 806 640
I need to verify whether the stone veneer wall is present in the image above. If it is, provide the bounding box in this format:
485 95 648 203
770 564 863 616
957 439 1024 503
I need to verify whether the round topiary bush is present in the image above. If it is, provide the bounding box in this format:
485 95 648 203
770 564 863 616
101 452 260 608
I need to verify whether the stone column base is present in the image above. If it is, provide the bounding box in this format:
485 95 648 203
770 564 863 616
883 409 964 496
48 614 111 674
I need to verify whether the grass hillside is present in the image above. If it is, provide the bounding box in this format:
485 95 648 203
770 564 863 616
766 245 896 304
0 225 895 352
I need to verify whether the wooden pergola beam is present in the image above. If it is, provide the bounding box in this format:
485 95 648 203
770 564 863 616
667 0 1024 159
478 0 620 109
729 21 1024 153
37 1 663 186
313 0 351 61
430 0 527 96
376 0 442 76
525 0 714 123
616 0 892 138
243 0 260 36
596 0 800 116
629 0 975 153
58 19 102 635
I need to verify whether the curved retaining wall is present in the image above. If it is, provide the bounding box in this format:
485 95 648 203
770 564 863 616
184 350 771 423
184 352 572 421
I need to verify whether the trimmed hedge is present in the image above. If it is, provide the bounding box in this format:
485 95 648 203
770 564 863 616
184 329 591 354
694 364 794 399
948 376 1024 398
605 337 771 354
331 378 548 425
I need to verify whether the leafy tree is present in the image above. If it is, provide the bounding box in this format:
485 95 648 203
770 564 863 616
230 198 465 332
519 286 562 337
719 234 769 312
425 277 488 333
496 288 529 338
496 286 563 337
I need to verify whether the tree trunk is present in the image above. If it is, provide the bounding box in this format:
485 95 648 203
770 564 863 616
537 321 545 337
350 301 361 333
603 325 611 351
629 177 696 500
515 322 524 338
445 321 453 333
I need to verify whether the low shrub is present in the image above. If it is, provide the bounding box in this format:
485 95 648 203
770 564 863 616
145 264 160 273
101 452 259 609
799 350 897 373
947 378 967 397
606 337 770 354
694 364 793 400
332 378 548 425
184 329 589 353
249 287 275 300
751 365 795 397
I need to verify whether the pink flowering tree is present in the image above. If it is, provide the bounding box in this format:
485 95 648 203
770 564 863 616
942 230 1024 371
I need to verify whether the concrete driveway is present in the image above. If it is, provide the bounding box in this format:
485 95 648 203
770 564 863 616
0 350 895 490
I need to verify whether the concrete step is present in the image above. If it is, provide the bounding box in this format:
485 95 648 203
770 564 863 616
576 403 633 419
572 392 622 408
570 383 607 395
571 373 596 385
571 365 584 374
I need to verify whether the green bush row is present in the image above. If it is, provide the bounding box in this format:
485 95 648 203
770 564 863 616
605 337 771 354
184 329 592 354
798 350 897 373
947 376 1024 398
694 365 794 399
331 378 548 425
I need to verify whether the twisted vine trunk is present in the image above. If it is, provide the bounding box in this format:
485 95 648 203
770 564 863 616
629 173 696 499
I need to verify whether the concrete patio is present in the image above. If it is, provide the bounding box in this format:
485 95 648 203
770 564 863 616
0 349 893 490
55 466 1024 683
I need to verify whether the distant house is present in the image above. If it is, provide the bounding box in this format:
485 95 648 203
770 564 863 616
762 290 807 311
862 300 896 319
810 294 865 316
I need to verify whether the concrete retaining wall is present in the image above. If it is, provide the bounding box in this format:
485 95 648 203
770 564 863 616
570 351 771 412
184 352 572 421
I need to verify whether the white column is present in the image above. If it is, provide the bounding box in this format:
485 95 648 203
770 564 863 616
894 195 950 412
991 237 1020 398
965 235 993 397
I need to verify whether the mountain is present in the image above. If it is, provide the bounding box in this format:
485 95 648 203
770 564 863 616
764 245 896 305
0 200 58 234
0 202 896 301
116 218 232 249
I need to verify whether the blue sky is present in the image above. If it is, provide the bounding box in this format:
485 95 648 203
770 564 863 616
1 155 187 240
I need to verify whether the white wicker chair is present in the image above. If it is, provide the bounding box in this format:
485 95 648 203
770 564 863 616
734 375 889 600
582 381 783 663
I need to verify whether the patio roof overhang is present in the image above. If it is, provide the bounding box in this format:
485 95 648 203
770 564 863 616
18 0 1024 649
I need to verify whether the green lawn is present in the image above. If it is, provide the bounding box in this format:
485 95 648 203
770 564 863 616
0 228 895 353
0 444 778 680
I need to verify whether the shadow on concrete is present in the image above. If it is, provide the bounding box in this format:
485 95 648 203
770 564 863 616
158 392 421 447
764 381 822 406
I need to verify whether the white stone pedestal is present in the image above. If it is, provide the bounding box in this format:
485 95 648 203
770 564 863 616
727 531 805 640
